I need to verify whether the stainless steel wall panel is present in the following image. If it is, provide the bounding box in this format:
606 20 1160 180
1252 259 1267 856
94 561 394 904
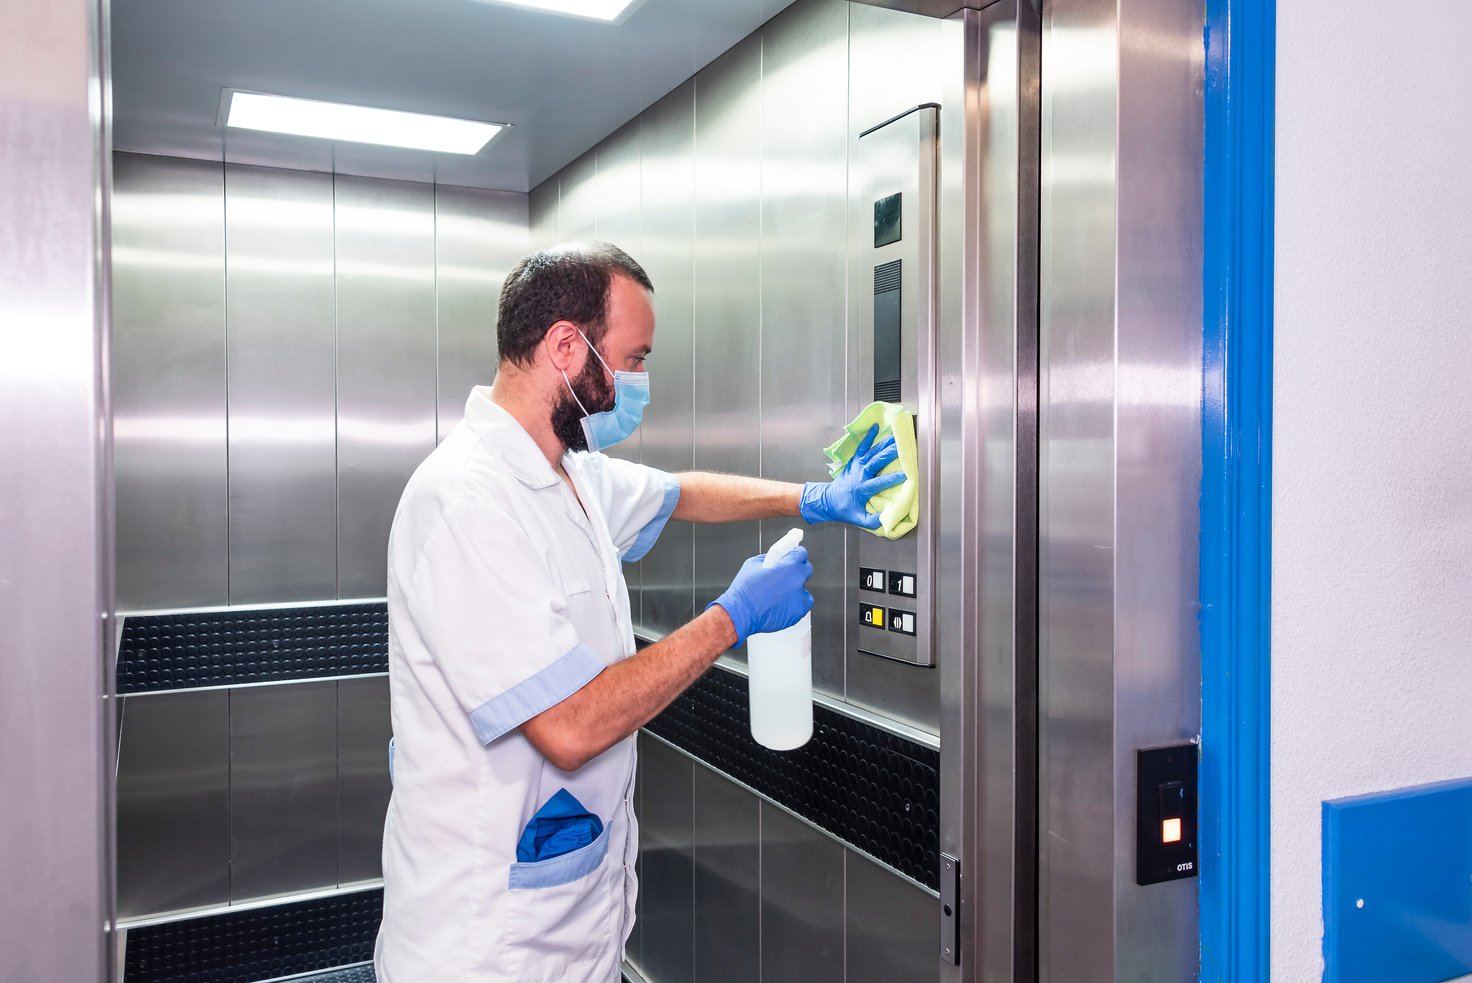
635 81 697 639
112 153 228 609
435 185 529 439
229 681 339 900
1038 0 1203 977
224 163 338 604
691 761 760 983
338 675 393 886
1111 0 1203 974
558 150 600 242
334 176 438 598
528 179 560 250
1037 0 1120 960
933 6 1036 979
847 3 951 136
1 6 111 973
845 851 937 983
758 0 851 699
115 691 230 919
759 803 844 983
594 118 645 472
596 119 643 253
692 35 764 659
842 4 951 733
634 735 695 982
594 120 646 621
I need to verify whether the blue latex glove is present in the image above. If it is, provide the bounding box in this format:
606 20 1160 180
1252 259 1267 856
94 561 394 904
708 545 814 648
798 424 906 530
516 788 603 863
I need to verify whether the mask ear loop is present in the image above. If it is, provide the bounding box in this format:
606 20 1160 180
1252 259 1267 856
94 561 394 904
548 328 593 416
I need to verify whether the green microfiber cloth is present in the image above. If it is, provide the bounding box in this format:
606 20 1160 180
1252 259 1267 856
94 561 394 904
823 402 919 539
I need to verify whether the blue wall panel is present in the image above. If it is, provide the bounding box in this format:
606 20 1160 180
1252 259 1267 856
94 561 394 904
1323 778 1472 983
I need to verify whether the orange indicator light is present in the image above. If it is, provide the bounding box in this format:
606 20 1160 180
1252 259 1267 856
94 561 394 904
1161 818 1182 844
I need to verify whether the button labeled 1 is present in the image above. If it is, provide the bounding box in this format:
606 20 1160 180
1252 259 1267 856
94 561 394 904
888 571 917 598
859 603 887 630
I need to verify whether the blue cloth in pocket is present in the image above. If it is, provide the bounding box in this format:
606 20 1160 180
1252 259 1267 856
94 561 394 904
516 788 604 864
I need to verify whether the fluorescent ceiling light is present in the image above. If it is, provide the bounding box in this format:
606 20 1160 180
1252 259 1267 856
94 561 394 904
224 91 504 155
471 0 645 23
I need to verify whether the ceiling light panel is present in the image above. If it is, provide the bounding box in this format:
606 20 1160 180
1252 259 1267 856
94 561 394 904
469 0 645 24
224 91 504 155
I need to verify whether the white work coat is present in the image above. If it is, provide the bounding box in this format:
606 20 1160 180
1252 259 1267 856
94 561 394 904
374 387 680 983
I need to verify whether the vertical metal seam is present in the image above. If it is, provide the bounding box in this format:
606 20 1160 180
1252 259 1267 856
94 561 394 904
840 1 852 703
756 25 765 554
331 172 341 600
221 160 232 605
688 76 698 621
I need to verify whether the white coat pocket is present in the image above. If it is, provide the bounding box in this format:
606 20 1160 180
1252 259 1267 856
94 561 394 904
505 823 619 981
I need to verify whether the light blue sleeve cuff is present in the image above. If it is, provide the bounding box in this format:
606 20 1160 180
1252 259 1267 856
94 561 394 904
622 475 681 564
467 642 605 745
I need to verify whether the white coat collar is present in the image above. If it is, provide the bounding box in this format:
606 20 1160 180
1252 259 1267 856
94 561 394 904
462 386 561 490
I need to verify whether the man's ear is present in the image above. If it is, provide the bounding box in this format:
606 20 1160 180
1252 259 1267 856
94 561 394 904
542 320 584 373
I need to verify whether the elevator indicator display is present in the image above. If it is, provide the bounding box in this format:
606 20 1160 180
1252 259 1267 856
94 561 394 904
860 567 887 593
874 192 902 247
859 603 887 630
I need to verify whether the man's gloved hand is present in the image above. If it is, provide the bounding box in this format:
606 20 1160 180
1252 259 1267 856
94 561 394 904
709 546 814 648
798 424 905 530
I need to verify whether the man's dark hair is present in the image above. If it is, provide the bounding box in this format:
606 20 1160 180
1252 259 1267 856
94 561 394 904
496 242 653 367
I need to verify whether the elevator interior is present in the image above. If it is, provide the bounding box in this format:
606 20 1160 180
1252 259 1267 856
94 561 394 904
105 0 1204 980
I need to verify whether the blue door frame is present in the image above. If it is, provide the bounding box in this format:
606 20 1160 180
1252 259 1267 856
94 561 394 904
1200 0 1274 979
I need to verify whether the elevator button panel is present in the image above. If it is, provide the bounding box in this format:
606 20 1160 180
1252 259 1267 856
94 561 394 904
1136 743 1199 885
849 103 938 669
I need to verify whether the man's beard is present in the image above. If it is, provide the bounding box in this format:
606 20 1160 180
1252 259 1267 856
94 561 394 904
551 353 615 453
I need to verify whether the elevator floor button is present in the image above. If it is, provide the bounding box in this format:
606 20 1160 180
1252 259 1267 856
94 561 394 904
888 571 917 597
860 567 887 593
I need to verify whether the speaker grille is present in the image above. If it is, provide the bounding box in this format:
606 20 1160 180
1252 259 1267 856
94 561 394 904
873 259 902 292
874 379 902 403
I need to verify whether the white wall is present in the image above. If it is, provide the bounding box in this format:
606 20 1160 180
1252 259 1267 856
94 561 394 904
1274 2 1472 978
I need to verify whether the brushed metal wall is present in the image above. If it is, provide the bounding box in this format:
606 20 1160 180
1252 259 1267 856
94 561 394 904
113 154 229 609
634 733 937 983
112 155 529 609
1037 0 1204 978
636 81 698 640
115 675 395 921
225 164 338 603
691 32 765 670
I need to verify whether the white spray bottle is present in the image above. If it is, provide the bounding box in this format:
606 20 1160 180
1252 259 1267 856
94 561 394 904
745 527 814 751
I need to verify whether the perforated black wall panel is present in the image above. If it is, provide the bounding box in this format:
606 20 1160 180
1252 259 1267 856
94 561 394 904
123 888 382 983
117 602 388 693
644 664 940 890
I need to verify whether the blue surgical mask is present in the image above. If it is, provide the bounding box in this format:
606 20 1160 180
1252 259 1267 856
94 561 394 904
561 330 650 452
